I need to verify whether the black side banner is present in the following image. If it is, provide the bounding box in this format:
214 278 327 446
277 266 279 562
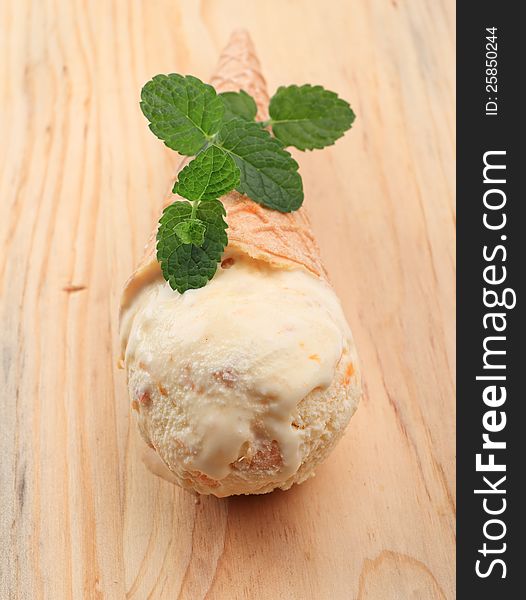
457 2 524 597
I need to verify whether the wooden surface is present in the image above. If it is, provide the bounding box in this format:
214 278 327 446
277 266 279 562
0 1 455 598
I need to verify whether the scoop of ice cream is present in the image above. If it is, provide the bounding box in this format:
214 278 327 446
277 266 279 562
120 251 361 496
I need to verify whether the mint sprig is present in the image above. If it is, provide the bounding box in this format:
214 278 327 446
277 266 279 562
157 199 228 293
140 73 355 293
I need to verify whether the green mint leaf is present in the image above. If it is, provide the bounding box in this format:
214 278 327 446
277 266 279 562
173 218 206 246
140 74 224 155
173 146 240 200
220 90 258 122
215 118 303 212
269 84 355 150
157 199 228 293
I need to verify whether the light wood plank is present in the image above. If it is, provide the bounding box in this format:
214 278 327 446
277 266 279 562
0 0 455 598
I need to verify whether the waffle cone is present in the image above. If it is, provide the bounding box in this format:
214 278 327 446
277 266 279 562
121 30 326 311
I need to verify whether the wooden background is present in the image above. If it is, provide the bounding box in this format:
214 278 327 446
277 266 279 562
0 0 455 598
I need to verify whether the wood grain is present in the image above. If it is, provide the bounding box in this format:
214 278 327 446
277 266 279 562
0 0 455 598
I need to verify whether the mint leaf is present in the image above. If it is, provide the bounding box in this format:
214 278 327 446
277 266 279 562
215 118 303 212
140 74 224 155
174 218 206 246
269 84 355 150
173 146 240 200
220 91 258 122
157 199 228 293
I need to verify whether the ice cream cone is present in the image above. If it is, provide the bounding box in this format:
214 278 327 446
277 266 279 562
119 30 361 497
